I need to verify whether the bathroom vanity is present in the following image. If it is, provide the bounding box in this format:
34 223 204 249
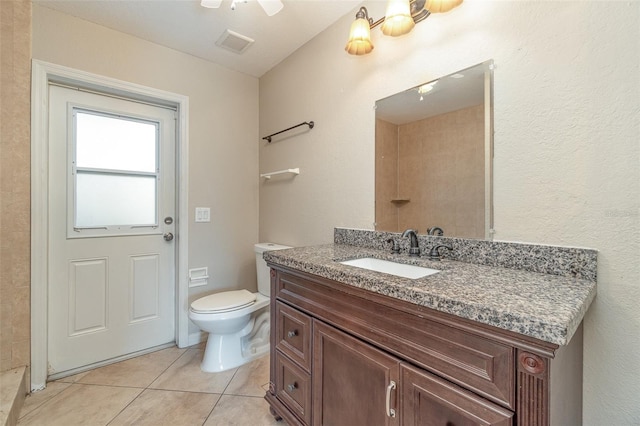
264 231 596 426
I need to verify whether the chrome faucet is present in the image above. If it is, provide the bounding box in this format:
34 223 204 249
427 226 444 236
401 229 420 257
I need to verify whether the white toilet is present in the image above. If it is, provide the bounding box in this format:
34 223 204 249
189 242 291 372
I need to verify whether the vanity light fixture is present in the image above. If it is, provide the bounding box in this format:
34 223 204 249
424 0 463 13
201 0 283 16
345 0 463 55
344 7 375 55
380 0 415 37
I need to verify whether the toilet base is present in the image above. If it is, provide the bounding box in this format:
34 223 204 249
200 309 270 373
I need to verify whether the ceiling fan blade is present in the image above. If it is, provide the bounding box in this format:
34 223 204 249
201 0 223 8
257 0 284 16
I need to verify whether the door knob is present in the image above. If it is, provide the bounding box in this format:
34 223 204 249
163 232 174 241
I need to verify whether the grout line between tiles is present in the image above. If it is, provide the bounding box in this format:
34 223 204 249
216 393 266 399
221 366 240 396
20 346 274 426
104 346 189 426
149 346 192 384
201 365 241 425
18 382 75 421
104 386 145 426
201 400 218 426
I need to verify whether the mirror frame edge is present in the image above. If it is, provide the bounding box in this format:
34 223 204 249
485 59 495 241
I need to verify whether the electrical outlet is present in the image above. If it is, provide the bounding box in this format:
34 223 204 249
195 207 210 223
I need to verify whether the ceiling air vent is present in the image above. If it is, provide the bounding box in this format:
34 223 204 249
215 29 254 54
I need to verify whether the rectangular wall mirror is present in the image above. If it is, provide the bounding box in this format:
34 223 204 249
375 60 494 240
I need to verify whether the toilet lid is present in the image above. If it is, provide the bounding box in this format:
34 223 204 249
190 289 257 313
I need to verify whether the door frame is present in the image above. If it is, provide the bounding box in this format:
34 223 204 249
30 60 190 391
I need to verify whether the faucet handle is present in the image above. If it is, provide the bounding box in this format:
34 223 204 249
428 244 453 261
386 238 400 254
427 226 444 236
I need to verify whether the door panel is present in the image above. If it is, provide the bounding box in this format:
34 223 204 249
68 258 107 335
48 85 176 375
130 254 160 322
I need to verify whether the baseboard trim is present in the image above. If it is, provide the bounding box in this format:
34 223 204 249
188 331 207 347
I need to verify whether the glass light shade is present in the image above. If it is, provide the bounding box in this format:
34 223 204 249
424 0 463 13
200 0 222 8
345 18 374 55
257 0 283 17
381 0 415 37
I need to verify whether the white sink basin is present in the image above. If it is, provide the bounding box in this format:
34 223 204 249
340 258 439 279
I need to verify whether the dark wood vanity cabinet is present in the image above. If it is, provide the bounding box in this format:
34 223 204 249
266 265 582 426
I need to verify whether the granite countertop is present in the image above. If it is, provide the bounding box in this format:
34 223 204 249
264 244 597 346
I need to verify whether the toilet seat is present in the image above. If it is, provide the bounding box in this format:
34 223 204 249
190 289 257 314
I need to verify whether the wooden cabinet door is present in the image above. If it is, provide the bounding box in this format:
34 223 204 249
313 320 400 426
400 363 514 426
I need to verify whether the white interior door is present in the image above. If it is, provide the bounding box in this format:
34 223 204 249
47 84 176 376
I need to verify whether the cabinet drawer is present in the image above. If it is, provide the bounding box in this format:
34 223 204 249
276 301 312 372
275 350 312 425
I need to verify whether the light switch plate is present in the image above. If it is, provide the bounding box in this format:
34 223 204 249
195 207 210 223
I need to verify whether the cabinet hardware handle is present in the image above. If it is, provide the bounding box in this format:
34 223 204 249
287 382 298 392
287 330 298 338
385 381 396 418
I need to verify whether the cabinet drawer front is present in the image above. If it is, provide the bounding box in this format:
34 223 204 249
275 350 312 425
275 269 515 409
401 363 513 426
276 301 312 371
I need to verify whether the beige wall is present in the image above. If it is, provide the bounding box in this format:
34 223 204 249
32 5 260 337
375 118 399 231
376 104 485 237
259 1 640 423
0 0 31 374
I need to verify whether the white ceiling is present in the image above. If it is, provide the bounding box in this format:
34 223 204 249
34 0 363 78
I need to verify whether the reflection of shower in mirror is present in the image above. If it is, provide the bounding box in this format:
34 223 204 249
375 60 494 240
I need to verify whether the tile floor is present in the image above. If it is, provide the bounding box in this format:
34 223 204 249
18 345 284 426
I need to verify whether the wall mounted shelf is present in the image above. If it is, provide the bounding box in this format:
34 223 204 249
260 168 300 180
391 198 410 205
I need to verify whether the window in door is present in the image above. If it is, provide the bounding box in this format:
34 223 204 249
69 108 161 237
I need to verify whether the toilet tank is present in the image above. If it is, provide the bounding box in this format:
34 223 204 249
254 243 292 296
